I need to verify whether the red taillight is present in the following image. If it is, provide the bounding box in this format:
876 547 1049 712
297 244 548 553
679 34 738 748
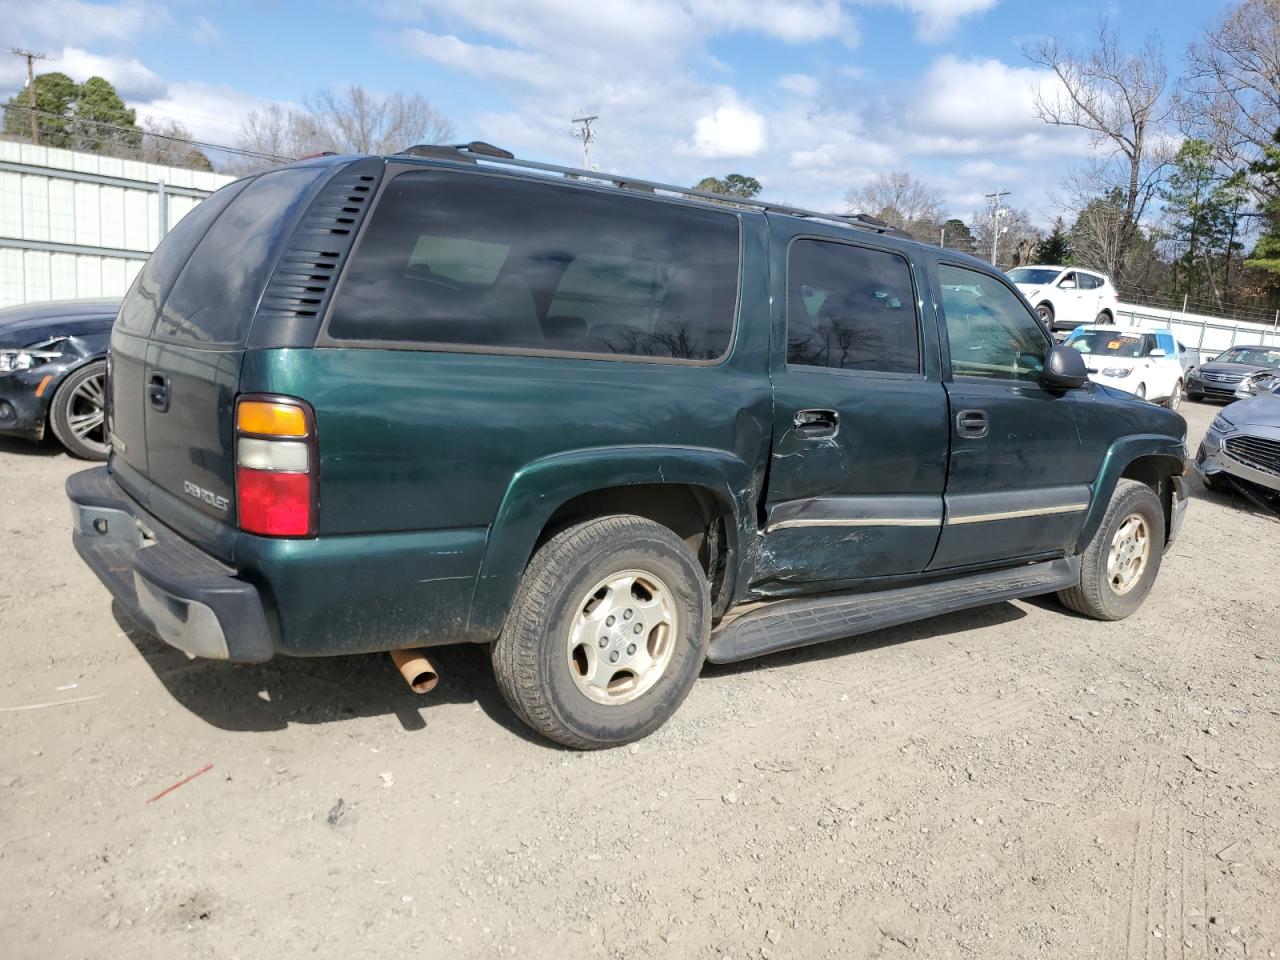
235 395 316 537
237 467 312 536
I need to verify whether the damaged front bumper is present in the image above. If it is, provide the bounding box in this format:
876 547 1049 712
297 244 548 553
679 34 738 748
1196 420 1280 494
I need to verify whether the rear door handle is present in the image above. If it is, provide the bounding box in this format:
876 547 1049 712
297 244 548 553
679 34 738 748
148 373 170 412
793 408 839 439
956 408 988 439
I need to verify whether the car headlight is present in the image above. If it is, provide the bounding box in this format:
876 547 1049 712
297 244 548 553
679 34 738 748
0 337 66 374
1210 412 1234 432
0 348 61 373
1101 366 1133 378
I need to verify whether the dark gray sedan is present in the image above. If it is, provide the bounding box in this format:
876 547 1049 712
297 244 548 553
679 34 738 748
1196 385 1280 495
1187 344 1280 402
0 298 119 459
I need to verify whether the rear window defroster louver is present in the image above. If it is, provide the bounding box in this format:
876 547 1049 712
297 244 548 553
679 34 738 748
251 157 385 347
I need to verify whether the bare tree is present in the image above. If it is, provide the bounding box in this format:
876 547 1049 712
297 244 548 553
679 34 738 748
233 88 454 174
140 116 213 171
846 172 944 242
1025 22 1173 283
972 206 1040 269
306 86 454 155
1179 0 1280 171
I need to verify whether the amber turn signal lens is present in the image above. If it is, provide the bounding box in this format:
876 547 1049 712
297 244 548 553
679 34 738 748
236 400 307 437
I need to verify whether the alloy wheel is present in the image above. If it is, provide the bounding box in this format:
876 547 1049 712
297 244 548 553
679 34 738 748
1106 513 1151 595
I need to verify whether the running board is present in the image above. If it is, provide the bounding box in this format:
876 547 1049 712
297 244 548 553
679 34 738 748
706 557 1079 664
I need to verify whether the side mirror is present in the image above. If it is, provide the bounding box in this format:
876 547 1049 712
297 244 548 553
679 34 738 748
1149 348 1167 358
1042 343 1089 389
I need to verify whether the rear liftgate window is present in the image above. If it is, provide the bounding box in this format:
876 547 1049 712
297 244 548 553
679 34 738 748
326 171 741 361
153 167 328 346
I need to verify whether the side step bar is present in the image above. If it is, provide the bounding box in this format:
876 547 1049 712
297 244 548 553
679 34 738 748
706 557 1079 664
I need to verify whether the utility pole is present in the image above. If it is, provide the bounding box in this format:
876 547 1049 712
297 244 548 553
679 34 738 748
984 189 1011 266
571 115 598 169
10 48 48 145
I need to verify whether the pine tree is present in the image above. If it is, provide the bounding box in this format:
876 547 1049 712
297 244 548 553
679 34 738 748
1246 129 1280 277
74 76 141 154
2 71 79 147
1033 218 1073 264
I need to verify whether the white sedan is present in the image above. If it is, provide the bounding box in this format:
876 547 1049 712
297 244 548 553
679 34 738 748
1007 265 1119 332
1063 325 1187 409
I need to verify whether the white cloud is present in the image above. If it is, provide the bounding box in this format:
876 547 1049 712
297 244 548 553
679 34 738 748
690 101 767 158
777 73 820 98
913 55 1056 138
0 0 162 47
690 0 859 45
403 31 560 88
871 0 1001 41
135 81 278 145
193 16 220 47
50 47 168 101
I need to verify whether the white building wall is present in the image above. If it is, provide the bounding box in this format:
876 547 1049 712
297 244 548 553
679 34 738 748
0 141 234 307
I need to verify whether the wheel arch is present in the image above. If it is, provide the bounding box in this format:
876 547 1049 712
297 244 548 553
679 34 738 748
1076 438 1187 553
469 446 757 639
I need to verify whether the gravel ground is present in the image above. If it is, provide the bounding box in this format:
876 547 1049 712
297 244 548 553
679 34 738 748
1 400 1277 960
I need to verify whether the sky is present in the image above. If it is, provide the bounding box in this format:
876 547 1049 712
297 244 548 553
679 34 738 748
0 0 1236 225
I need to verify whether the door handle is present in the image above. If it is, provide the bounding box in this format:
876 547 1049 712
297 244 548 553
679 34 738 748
148 373 170 412
793 408 839 439
956 408 988 439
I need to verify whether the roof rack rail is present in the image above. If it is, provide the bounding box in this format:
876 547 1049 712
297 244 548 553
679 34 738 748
396 142 910 238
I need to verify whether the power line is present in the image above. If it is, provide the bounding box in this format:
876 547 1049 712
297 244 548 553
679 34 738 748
0 102 293 165
9 48 48 145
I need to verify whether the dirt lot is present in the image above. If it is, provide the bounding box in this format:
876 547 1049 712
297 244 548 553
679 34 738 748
1 400 1277 959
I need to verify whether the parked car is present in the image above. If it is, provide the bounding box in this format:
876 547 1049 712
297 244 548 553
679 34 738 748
0 298 118 459
1196 383 1280 496
1063 325 1187 408
65 145 1189 749
1186 344 1280 403
1007 265 1119 331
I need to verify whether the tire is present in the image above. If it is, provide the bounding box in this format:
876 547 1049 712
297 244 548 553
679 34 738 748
1036 302 1054 325
1095 311 1113 325
491 515 710 749
49 360 108 460
1188 391 1204 402
1134 383 1147 401
1162 380 1183 410
1058 479 1165 621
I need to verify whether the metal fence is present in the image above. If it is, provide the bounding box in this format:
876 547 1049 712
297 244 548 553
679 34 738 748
1115 302 1280 365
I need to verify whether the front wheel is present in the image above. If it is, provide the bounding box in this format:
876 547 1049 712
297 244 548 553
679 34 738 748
491 515 710 749
1058 480 1165 621
1036 303 1054 325
49 360 108 460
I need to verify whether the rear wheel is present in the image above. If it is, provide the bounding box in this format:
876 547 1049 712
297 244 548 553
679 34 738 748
1058 480 1165 621
1134 383 1147 401
49 361 108 460
491 515 710 749
1163 380 1183 410
1095 310 1113 325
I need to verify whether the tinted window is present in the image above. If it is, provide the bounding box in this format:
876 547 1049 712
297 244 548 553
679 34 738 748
786 239 919 373
940 264 1049 381
115 179 248 334
327 171 740 361
1078 273 1103 290
1006 267 1062 285
154 167 326 345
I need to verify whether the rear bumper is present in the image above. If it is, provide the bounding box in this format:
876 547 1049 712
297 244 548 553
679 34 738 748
66 466 273 662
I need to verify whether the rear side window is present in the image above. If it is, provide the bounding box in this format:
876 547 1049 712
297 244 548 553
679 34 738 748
326 171 741 361
115 179 248 335
153 167 326 346
786 239 919 373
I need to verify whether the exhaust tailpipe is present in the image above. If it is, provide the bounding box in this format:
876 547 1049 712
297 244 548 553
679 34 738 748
390 648 439 694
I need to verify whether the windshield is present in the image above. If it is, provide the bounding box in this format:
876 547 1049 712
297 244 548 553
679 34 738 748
1006 267 1062 285
1212 347 1280 368
1066 331 1146 358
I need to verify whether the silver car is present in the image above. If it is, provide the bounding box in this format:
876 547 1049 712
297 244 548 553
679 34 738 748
1196 384 1280 494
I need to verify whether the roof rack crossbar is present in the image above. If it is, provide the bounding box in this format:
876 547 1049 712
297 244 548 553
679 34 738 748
413 144 904 237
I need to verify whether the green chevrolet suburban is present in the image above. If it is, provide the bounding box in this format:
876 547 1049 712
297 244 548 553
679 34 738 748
67 144 1189 749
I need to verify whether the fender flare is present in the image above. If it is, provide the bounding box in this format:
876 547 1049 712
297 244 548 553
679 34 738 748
468 445 757 638
1075 434 1187 551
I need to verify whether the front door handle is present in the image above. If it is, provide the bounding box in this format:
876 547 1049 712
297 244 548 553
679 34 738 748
793 408 839 439
956 408 988 439
148 373 170 412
